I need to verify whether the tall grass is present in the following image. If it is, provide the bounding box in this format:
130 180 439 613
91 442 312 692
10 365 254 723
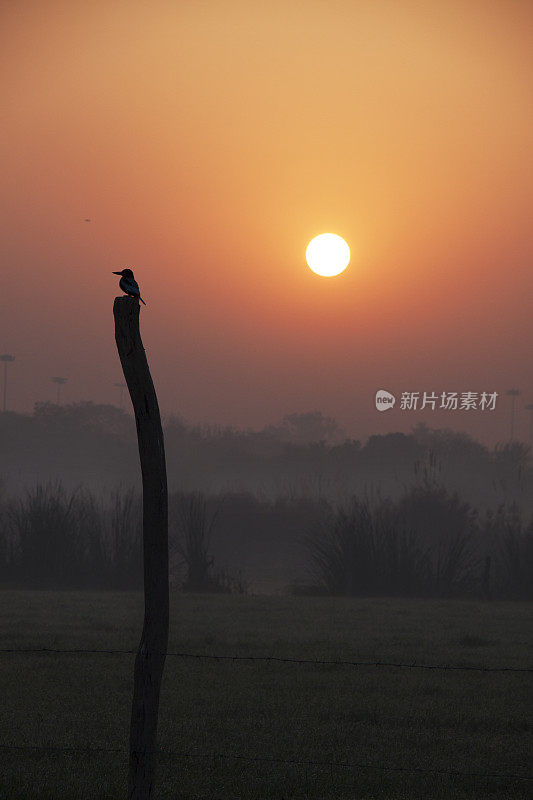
103 488 142 589
2 484 141 589
395 481 477 596
304 483 485 598
304 497 431 597
480 502 533 600
0 482 531 598
6 484 104 588
169 490 231 591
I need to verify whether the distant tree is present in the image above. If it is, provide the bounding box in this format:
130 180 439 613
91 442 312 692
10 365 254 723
33 400 133 439
493 441 530 484
163 413 188 436
270 411 345 444
363 432 420 467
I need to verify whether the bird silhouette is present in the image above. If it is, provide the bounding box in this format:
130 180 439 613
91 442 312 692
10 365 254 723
112 268 147 305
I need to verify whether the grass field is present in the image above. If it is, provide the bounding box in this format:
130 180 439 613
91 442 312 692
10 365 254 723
0 591 531 799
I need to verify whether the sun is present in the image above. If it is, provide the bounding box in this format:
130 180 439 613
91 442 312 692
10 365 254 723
306 233 350 277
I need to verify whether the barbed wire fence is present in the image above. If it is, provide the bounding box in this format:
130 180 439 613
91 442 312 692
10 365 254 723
1 645 532 672
1 644 532 788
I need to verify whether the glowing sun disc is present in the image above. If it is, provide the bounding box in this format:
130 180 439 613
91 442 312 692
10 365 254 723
306 233 350 277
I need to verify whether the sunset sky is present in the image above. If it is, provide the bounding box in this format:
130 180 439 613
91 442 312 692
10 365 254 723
1 0 532 444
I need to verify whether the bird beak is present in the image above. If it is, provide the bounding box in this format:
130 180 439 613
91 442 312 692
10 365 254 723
112 271 122 275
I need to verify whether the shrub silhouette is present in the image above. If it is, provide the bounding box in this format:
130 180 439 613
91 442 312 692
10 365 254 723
395 481 477 597
481 503 533 600
170 490 227 592
8 484 104 588
304 482 477 598
304 497 430 597
103 488 142 589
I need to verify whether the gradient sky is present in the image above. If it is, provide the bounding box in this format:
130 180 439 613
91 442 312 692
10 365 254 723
1 0 532 444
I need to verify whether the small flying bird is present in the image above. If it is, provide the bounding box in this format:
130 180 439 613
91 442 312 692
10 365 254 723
112 268 147 305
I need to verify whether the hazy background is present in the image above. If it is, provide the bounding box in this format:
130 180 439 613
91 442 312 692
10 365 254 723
1 9 532 798
1 0 532 445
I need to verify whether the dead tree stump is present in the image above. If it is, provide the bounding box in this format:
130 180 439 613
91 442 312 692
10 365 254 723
113 296 169 800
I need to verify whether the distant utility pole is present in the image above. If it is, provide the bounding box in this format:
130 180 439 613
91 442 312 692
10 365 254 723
114 296 168 800
506 389 520 441
114 381 127 409
52 376 67 405
525 403 533 448
0 354 15 412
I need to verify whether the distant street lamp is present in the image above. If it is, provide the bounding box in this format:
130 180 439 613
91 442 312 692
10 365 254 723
506 389 520 441
114 381 127 409
525 403 533 448
0 354 15 412
52 376 67 405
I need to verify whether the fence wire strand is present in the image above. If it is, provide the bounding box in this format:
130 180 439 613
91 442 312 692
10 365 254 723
2 644 530 787
0 743 531 782
0 646 531 673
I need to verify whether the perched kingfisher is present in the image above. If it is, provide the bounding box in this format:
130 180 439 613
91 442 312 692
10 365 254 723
112 268 146 305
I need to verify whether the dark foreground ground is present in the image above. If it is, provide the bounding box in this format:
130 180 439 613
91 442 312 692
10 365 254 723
0 591 531 799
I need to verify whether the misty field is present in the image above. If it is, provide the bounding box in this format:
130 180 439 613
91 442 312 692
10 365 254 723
0 592 531 799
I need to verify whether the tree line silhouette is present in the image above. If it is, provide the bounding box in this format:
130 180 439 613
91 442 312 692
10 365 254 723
1 402 531 511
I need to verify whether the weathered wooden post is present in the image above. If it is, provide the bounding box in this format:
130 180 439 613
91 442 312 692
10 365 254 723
113 296 169 800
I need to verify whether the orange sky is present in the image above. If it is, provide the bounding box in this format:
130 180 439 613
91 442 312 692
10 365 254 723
1 0 532 444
